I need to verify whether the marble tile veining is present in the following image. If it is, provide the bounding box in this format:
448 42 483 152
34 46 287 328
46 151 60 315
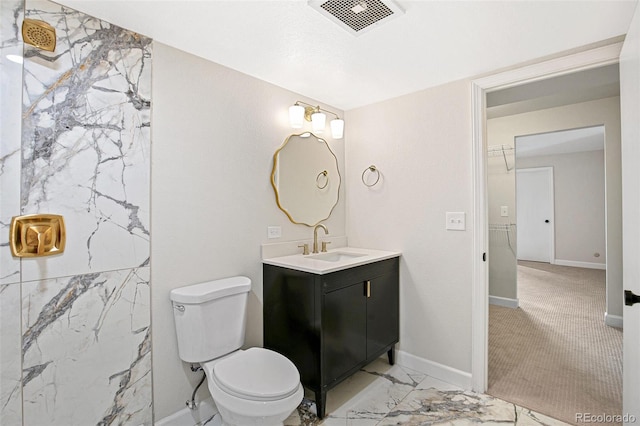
285 358 572 426
21 0 152 282
378 388 517 425
21 268 152 426
0 283 22 426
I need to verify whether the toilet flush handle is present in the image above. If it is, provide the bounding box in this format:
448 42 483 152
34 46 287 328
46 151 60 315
173 304 185 313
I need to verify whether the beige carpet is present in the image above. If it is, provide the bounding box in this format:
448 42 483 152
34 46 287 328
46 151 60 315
488 261 623 426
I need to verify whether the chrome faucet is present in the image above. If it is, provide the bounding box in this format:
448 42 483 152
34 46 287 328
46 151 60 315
313 224 328 254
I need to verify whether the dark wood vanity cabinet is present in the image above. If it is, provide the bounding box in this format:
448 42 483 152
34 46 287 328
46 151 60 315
263 257 399 419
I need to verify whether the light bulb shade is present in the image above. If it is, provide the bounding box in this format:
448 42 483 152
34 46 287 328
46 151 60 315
330 118 344 139
289 104 305 128
311 111 326 133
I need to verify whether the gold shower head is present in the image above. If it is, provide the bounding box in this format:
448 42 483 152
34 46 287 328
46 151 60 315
22 18 56 52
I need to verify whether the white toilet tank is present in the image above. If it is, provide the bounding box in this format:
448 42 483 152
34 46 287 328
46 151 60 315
170 276 251 363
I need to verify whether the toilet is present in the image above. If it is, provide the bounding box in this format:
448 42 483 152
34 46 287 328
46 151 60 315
170 276 303 426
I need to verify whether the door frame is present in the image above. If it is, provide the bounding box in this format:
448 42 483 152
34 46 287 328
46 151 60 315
515 167 555 264
470 41 622 392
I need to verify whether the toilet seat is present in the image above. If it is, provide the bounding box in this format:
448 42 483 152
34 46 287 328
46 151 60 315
212 347 300 402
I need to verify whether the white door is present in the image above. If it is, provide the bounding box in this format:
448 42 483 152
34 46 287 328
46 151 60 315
620 4 640 420
516 167 554 263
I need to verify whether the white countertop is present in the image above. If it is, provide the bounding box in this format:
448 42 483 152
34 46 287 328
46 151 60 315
263 247 401 274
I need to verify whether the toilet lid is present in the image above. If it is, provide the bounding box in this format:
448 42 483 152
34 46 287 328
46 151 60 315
212 347 300 401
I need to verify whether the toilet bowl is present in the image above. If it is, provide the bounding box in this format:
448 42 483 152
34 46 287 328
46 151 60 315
202 347 303 425
170 277 303 426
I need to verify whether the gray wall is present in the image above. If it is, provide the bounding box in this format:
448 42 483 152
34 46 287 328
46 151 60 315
345 80 474 375
487 97 622 319
151 42 346 420
518 150 606 266
488 148 518 302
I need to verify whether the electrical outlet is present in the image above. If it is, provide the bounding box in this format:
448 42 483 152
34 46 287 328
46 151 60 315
446 212 466 231
267 226 281 239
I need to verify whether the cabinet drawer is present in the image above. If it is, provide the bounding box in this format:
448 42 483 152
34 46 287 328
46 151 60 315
322 257 398 293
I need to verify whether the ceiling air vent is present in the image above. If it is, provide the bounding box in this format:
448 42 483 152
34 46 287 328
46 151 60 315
308 0 404 36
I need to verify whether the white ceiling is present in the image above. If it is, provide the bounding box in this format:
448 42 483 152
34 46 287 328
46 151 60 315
55 0 638 110
515 126 605 158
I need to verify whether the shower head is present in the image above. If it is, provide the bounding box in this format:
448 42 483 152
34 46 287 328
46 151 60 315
22 18 56 52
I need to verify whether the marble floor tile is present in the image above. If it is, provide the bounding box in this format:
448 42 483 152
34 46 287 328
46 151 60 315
285 358 572 426
328 362 426 420
285 359 426 425
515 406 571 425
378 388 516 425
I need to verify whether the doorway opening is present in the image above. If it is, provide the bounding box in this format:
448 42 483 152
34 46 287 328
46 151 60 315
486 124 622 423
470 42 625 425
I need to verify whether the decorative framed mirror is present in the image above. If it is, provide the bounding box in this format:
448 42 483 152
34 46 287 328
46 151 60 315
271 132 341 226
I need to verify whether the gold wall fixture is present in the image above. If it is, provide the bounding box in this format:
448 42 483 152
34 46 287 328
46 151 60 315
289 101 344 139
361 165 380 187
22 18 57 52
10 214 66 257
316 170 328 189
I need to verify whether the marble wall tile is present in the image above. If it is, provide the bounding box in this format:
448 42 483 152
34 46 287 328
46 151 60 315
2 1 153 424
21 267 152 426
0 283 22 425
21 0 152 282
0 0 24 285
1 2 25 425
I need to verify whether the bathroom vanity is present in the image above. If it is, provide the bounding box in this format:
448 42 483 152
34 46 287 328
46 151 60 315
263 248 400 419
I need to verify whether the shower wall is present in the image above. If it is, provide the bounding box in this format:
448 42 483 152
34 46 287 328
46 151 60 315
0 0 152 424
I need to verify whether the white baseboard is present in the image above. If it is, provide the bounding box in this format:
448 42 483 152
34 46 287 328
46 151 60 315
155 398 217 426
489 296 519 308
605 312 623 329
396 350 472 390
554 259 606 270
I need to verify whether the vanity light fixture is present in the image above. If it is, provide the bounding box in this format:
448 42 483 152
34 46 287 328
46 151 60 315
289 101 344 139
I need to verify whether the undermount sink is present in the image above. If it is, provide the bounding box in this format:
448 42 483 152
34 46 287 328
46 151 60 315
307 251 367 262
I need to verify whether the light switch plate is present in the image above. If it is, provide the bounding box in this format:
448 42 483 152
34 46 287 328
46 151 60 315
267 226 282 239
500 206 509 217
446 212 466 231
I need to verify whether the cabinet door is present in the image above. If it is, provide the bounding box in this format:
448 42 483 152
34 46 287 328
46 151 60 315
263 265 320 389
366 271 399 358
322 282 367 383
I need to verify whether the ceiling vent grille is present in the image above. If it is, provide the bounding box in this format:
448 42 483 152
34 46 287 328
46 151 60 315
308 0 404 36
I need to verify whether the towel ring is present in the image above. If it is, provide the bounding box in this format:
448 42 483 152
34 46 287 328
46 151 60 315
361 165 380 187
316 170 328 189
